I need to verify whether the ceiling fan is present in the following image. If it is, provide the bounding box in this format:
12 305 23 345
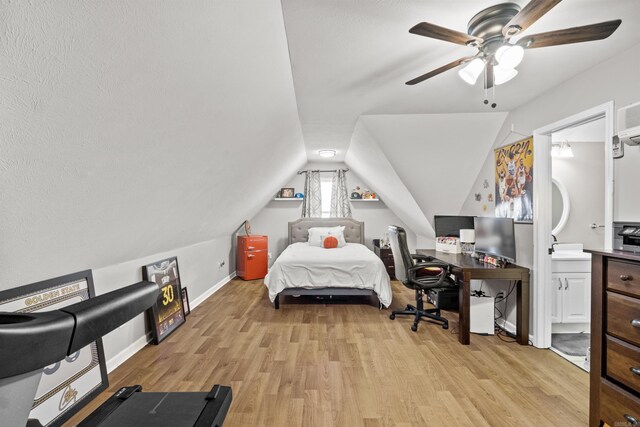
406 0 621 106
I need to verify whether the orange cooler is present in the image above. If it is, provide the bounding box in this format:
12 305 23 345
237 235 268 280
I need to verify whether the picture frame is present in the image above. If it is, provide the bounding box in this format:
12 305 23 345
495 136 534 223
142 257 186 344
0 270 108 427
280 187 294 198
181 287 191 316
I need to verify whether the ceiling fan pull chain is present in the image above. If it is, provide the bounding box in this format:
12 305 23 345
492 85 497 109
483 67 489 106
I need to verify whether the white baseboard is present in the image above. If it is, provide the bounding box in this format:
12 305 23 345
190 271 236 310
106 332 152 373
105 271 236 373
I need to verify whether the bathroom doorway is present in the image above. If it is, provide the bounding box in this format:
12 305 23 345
530 101 614 352
548 118 607 370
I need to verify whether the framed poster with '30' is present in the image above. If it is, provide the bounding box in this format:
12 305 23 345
142 256 186 344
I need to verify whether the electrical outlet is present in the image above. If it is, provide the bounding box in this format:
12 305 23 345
218 260 225 268
496 291 505 300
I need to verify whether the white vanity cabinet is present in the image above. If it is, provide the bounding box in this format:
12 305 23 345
551 245 592 325
551 272 591 323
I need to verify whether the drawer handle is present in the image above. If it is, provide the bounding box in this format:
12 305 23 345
558 278 563 290
631 367 640 376
632 319 640 328
247 246 255 250
624 414 638 426
620 274 632 282
247 254 254 259
564 278 569 290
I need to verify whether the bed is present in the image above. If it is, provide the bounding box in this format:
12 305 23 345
263 218 392 309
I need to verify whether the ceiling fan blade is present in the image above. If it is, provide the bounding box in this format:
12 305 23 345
502 0 563 37
517 19 622 49
410 22 482 47
405 57 475 85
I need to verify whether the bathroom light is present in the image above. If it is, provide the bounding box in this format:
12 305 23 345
494 66 518 85
551 141 574 158
495 45 524 69
458 58 484 85
318 149 336 158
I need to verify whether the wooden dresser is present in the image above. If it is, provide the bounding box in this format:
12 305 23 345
373 240 395 279
587 249 640 426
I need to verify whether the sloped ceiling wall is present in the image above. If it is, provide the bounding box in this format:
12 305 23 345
356 113 507 233
0 0 305 289
347 122 434 241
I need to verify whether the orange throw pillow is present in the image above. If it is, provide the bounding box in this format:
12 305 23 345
323 235 339 249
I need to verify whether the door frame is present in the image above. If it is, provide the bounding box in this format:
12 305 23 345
531 101 614 348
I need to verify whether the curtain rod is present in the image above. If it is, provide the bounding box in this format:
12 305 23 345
297 168 349 175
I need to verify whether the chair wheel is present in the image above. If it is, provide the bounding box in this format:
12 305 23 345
389 314 395 320
442 322 449 330
411 324 418 332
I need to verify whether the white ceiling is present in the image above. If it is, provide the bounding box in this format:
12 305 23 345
281 0 640 161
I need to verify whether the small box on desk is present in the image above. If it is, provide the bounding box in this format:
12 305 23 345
435 236 461 254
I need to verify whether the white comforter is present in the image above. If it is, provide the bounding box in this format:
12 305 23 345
264 242 392 307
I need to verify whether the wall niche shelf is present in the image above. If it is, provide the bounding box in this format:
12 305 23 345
273 198 304 201
350 198 380 202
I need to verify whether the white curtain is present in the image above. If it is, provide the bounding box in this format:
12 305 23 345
330 170 352 218
301 171 322 217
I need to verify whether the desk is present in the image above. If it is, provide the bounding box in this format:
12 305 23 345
416 250 530 346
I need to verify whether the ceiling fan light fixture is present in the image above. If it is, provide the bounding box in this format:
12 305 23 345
458 58 484 85
495 45 524 69
494 65 518 85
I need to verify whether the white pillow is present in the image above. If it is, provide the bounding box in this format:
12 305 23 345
308 226 346 247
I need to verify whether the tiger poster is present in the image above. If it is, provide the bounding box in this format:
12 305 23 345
495 136 533 222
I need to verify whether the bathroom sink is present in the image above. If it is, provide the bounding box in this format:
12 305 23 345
552 251 592 261
552 243 591 272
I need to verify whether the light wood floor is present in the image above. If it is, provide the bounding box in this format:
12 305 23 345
67 279 589 426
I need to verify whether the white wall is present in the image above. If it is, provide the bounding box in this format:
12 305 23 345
460 42 640 333
347 123 435 246
249 162 417 265
552 141 606 249
96 236 234 371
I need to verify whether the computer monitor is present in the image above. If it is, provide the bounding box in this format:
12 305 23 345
434 215 475 238
474 217 516 262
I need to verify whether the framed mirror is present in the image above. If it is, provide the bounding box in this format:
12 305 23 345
551 178 570 235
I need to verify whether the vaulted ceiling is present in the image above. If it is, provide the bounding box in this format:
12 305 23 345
281 0 640 161
1 0 305 288
3 0 640 288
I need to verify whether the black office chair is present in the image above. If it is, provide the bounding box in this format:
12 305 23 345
387 225 456 331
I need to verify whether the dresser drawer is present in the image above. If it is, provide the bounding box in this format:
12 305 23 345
607 292 640 347
606 336 640 393
601 380 640 427
608 259 640 298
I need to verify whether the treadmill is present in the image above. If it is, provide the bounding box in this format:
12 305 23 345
0 281 232 427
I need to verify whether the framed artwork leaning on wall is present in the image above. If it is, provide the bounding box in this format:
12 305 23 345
142 256 186 344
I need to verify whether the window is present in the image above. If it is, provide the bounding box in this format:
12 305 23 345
320 176 333 218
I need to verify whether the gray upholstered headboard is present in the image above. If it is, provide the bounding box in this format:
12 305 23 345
288 218 364 245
